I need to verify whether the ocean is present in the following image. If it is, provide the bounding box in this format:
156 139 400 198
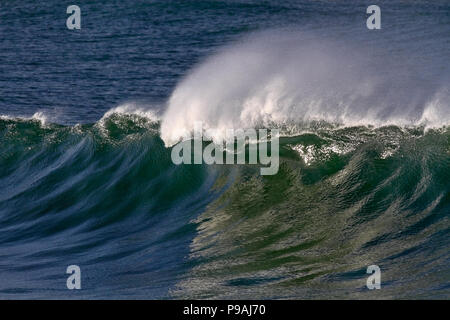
0 0 449 299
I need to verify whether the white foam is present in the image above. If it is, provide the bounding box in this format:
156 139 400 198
101 102 161 122
0 114 12 120
160 31 449 147
0 112 52 125
31 111 49 124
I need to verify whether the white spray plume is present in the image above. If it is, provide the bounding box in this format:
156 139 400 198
161 30 449 147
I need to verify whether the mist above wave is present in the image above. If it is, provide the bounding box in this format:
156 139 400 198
160 30 449 147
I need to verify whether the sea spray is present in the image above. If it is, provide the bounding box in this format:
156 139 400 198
160 31 449 146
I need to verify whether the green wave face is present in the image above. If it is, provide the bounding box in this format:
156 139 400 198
1 115 448 298
172 125 450 299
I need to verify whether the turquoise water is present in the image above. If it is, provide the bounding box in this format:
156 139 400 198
0 0 449 299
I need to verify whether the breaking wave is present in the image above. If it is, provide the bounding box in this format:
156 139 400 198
160 31 449 146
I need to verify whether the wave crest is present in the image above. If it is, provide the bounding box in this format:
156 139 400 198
160 31 449 146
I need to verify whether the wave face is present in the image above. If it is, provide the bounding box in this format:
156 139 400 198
1 114 449 298
0 115 220 298
173 125 450 299
161 31 449 146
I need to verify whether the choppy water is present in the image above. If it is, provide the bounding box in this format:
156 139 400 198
0 0 449 299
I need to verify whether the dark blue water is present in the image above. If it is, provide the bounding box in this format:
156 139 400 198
0 0 449 299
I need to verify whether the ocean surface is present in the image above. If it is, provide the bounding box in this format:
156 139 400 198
0 0 449 299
